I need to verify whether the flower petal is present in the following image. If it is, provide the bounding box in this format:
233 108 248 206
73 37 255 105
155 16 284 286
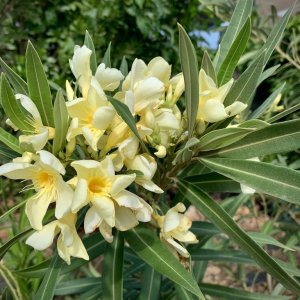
16 94 42 125
19 128 49 151
26 221 58 250
84 206 102 233
37 150 66 175
95 63 124 91
99 221 113 243
202 99 229 123
92 196 115 227
71 178 88 213
92 106 115 130
110 174 136 196
225 101 247 116
0 162 36 180
115 206 138 231
55 179 73 219
148 57 171 84
113 190 143 209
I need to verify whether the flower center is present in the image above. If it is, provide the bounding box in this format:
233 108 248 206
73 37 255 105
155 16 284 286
88 177 111 195
35 171 56 193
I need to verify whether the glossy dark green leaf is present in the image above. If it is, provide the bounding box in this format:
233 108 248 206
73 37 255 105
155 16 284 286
0 199 27 224
139 265 161 300
178 181 300 294
125 226 205 298
52 90 69 155
26 41 54 127
103 231 124 300
178 23 199 138
55 278 100 296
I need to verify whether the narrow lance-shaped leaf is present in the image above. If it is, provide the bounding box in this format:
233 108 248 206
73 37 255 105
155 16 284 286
218 18 251 86
103 230 124 300
268 103 300 123
52 90 69 155
55 278 100 296
84 30 97 74
258 64 280 85
214 0 253 70
124 226 205 299
139 265 161 300
200 157 300 205
107 96 149 154
33 253 62 300
120 56 128 77
223 51 265 107
0 74 33 132
178 23 199 138
178 180 300 294
0 57 28 95
201 51 216 83
102 42 112 68
0 127 22 154
26 41 54 127
249 82 285 119
210 119 300 158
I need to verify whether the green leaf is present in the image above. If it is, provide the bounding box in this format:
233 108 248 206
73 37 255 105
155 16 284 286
215 0 253 70
52 90 69 155
200 157 300 205
0 74 33 132
217 18 251 86
139 265 161 300
103 231 124 300
120 56 128 77
102 42 112 68
0 127 22 154
224 51 265 107
257 2 295 66
178 181 300 294
201 51 216 83
55 278 100 296
0 228 32 260
197 127 253 151
173 137 199 165
191 221 219 236
107 96 149 153
33 253 62 300
249 83 285 119
0 58 28 95
199 283 289 300
174 284 193 300
178 23 199 138
258 64 280 85
211 119 300 158
182 173 241 193
26 41 54 127
268 103 300 123
125 226 205 299
248 232 294 252
0 199 27 224
78 286 102 300
84 30 97 74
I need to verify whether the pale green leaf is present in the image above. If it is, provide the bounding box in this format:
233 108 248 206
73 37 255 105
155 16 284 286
0 127 22 154
173 137 199 165
0 58 28 94
215 0 253 70
125 226 205 298
26 41 54 127
120 56 128 77
102 42 112 68
0 74 33 132
201 51 216 83
258 64 280 85
268 103 300 123
103 231 124 300
200 157 300 205
178 23 199 138
84 30 97 74
178 181 300 294
52 90 69 155
218 18 251 86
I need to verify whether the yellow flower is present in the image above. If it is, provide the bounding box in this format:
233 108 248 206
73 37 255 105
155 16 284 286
0 150 73 230
155 203 198 257
70 156 152 242
197 69 247 127
66 78 115 151
26 213 88 265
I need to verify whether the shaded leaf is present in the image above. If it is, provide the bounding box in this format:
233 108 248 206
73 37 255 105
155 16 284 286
84 30 97 74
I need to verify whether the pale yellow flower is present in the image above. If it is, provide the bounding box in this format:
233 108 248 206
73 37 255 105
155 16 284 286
197 69 247 129
155 203 198 257
26 213 89 265
0 151 73 230
70 156 152 242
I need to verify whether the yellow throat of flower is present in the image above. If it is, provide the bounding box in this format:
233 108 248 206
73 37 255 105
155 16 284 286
88 176 111 195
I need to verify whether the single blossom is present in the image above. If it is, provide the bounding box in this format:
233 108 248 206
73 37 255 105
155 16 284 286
70 156 152 242
26 213 88 265
155 203 198 257
0 150 73 230
196 69 247 132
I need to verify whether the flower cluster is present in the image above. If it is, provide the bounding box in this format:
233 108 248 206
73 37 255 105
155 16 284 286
0 43 247 264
